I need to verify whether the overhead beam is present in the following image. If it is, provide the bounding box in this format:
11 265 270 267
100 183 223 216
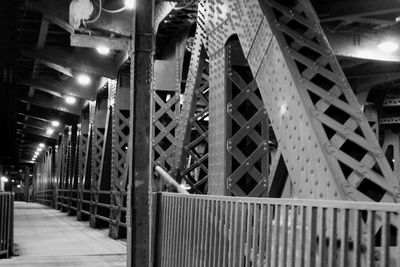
326 31 400 62
18 94 82 115
17 109 78 126
20 75 103 100
383 98 400 107
316 0 400 22
16 128 57 140
22 47 119 78
70 34 130 51
380 117 400 125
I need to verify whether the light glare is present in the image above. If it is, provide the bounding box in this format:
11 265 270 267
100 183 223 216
46 128 54 135
1 177 8 182
76 73 91 86
96 46 110 55
51 121 60 127
39 143 45 148
378 41 399 53
124 0 135 9
65 96 76 105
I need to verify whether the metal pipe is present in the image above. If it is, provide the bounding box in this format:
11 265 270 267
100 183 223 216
154 166 189 194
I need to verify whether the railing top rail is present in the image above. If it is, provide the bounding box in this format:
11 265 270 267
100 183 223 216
159 192 400 212
0 192 13 196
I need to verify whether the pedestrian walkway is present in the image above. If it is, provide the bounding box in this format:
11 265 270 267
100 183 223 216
1 202 126 266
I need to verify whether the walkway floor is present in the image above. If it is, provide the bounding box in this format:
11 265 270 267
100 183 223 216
2 202 126 267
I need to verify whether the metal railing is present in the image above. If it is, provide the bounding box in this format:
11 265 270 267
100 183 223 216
36 189 127 228
0 193 13 259
156 193 400 267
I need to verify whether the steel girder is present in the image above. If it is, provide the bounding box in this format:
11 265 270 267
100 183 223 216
109 80 130 239
173 1 210 194
173 0 400 203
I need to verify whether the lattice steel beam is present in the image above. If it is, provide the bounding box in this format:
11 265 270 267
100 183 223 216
203 0 399 203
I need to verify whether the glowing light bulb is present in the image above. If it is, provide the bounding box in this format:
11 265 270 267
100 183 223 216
65 96 76 105
96 46 110 55
46 128 54 135
76 73 91 86
51 121 60 127
39 143 45 148
124 0 135 9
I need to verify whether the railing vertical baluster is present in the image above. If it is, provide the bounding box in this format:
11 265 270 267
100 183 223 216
266 203 273 267
186 197 194 267
272 204 281 267
354 210 361 267
366 210 375 267
0 195 4 254
252 204 260 267
317 207 327 267
237 202 245 266
245 202 253 267
181 195 188 266
191 198 199 267
381 211 389 267
161 195 167 267
328 208 337 267
204 199 212 266
279 205 289 267
222 200 230 267
232 202 241 267
340 209 349 267
258 204 266 267
227 201 234 267
172 196 179 267
289 205 297 267
166 196 173 267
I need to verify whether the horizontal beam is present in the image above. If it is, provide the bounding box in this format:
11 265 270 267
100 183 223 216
22 46 119 78
16 128 58 140
380 117 400 125
17 109 78 126
18 94 82 115
20 75 104 100
70 34 130 51
327 31 400 62
383 98 400 107
316 0 400 22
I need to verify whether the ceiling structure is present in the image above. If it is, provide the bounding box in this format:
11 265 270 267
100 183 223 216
1 0 400 170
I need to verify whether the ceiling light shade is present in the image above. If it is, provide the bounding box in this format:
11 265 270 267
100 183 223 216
51 121 60 127
34 151 39 156
36 147 43 152
76 73 91 86
39 143 45 148
46 128 55 135
96 46 110 55
1 176 8 182
65 96 77 105
378 41 399 53
124 0 135 9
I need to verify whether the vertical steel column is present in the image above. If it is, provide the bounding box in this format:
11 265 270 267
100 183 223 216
77 108 90 220
127 0 155 265
90 91 108 227
110 78 130 239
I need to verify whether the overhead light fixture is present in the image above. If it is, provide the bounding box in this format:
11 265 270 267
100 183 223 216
378 41 399 53
39 143 45 148
34 151 39 156
17 184 21 188
65 96 77 105
124 0 135 9
51 121 60 127
76 73 91 86
36 147 43 152
1 176 8 182
46 128 55 135
96 46 110 55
